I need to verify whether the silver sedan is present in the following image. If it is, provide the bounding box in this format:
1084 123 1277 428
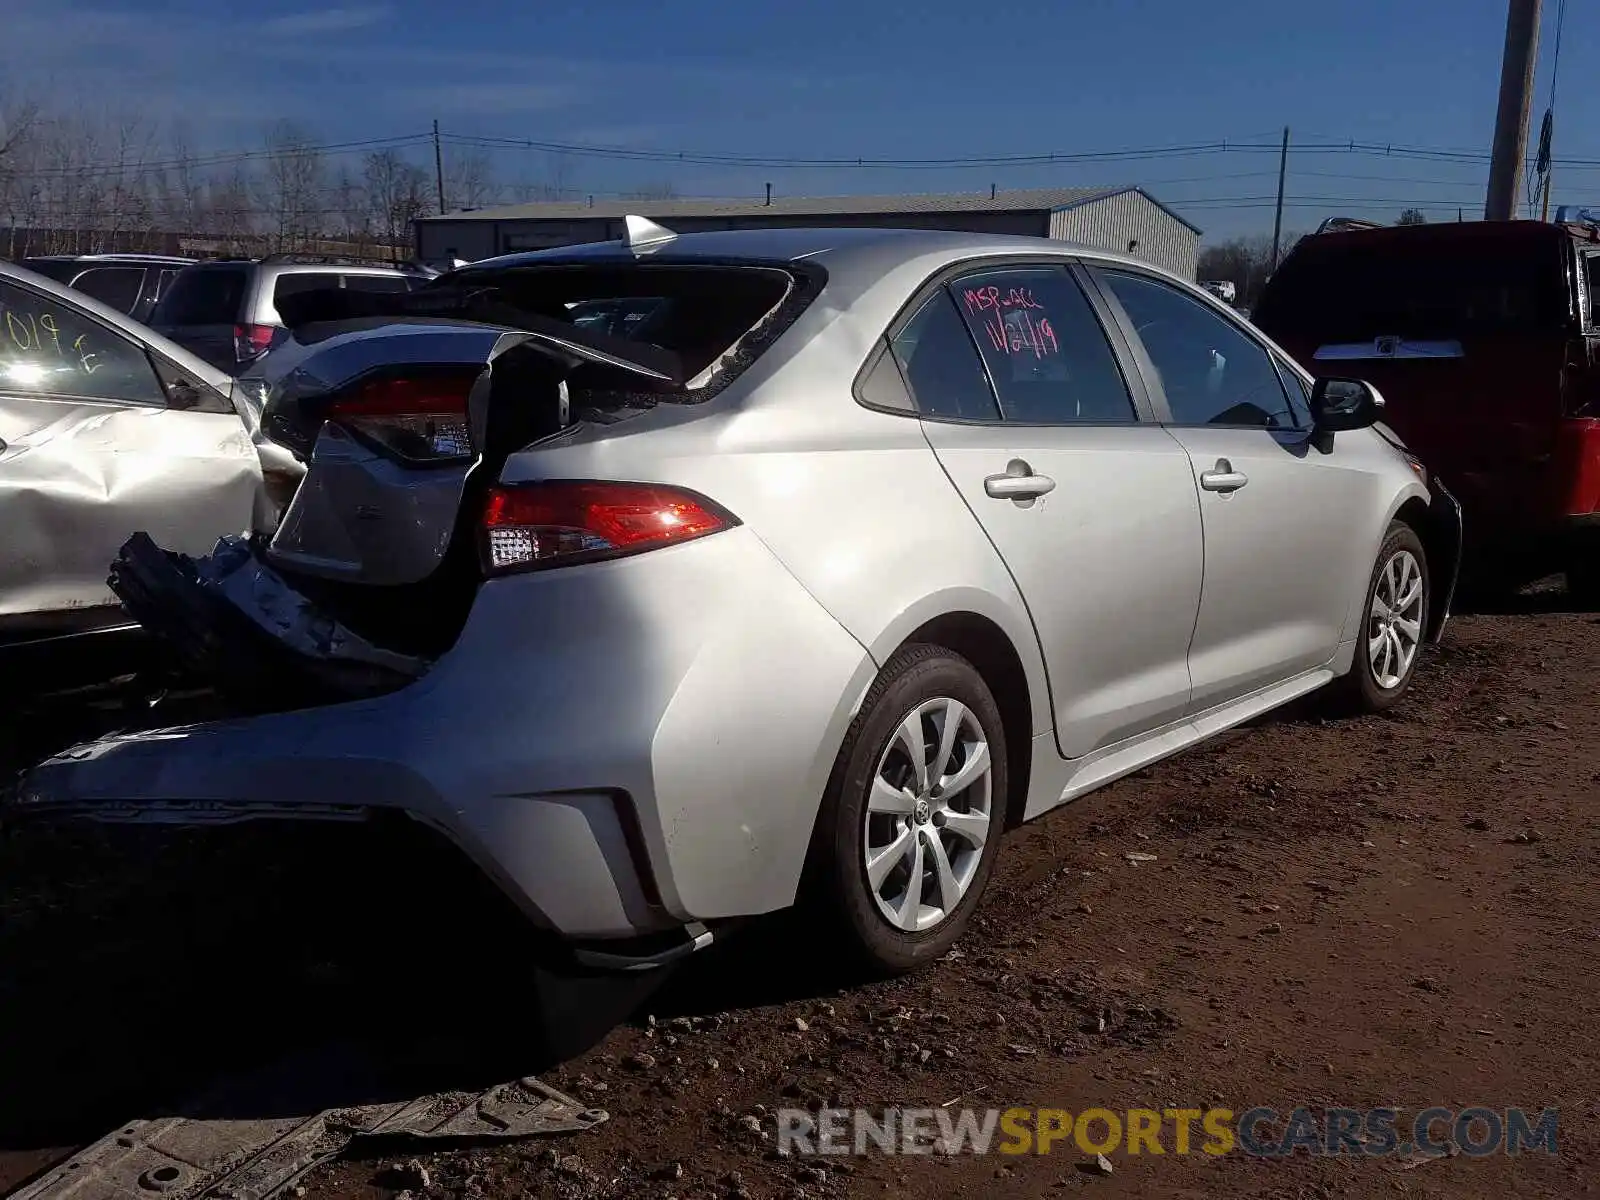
17 223 1461 977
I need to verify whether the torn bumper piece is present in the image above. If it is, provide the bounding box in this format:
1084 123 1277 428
108 531 427 705
12 1078 607 1200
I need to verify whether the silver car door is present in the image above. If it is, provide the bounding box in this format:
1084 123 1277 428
0 275 261 626
1091 267 1374 710
895 262 1203 760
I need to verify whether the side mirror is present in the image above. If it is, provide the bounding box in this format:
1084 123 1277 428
1310 377 1384 432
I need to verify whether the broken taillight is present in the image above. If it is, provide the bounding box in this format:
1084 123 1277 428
327 374 477 463
480 481 737 574
233 323 280 364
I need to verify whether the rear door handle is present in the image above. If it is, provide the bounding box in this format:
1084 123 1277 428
1199 458 1248 493
984 460 1056 502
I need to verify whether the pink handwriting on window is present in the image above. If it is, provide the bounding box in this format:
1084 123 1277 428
961 286 1059 359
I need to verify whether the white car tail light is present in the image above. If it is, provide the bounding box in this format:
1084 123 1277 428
480 481 736 575
327 373 478 463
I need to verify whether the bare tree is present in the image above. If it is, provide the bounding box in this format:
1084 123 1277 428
363 149 430 251
1196 234 1284 306
259 120 326 251
508 150 575 203
443 145 496 211
1397 208 1427 226
0 90 42 257
330 165 369 247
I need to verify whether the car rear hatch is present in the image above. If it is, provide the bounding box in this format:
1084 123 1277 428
110 258 811 707
150 263 252 371
1254 230 1573 539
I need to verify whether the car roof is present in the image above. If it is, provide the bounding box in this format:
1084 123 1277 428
448 224 1177 297
1287 219 1573 259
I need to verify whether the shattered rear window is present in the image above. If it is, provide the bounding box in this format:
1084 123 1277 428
449 263 810 395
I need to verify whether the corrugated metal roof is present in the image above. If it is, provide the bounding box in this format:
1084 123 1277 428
425 186 1129 223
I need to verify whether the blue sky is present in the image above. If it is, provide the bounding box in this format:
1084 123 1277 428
7 0 1596 241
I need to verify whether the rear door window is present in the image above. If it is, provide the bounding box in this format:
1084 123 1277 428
949 265 1136 424
342 273 413 294
0 278 167 405
888 290 1001 421
153 267 248 326
71 267 146 314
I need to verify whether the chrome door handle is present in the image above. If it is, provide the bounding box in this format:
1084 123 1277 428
984 460 1056 501
1199 458 1248 493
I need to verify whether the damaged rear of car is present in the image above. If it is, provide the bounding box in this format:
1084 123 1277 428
13 242 857 991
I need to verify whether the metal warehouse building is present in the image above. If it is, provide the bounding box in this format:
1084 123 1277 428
414 186 1202 279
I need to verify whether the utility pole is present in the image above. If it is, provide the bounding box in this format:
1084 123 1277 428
1485 0 1542 220
433 119 447 215
1270 126 1289 270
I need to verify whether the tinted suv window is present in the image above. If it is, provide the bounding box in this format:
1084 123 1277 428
889 289 1000 421
1254 237 1569 339
1102 271 1295 429
153 266 248 325
1585 254 1600 329
342 273 412 294
273 272 342 305
951 266 1135 423
72 266 145 314
0 278 166 404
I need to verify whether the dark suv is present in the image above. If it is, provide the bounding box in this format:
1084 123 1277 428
18 253 196 323
150 255 431 372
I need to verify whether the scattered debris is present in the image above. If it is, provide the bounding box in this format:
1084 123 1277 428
1465 816 1491 831
793 1016 810 1032
1125 852 1158 865
1078 1153 1115 1176
1508 829 1542 845
11 1078 605 1200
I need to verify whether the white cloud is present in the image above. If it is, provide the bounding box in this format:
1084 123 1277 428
260 5 391 36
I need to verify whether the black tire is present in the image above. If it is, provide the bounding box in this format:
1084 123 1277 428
1329 521 1430 714
1566 555 1600 611
805 644 1008 976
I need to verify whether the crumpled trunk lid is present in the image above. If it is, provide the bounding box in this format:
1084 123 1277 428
105 302 688 703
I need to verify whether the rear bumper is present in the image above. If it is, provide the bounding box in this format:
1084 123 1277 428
12 526 875 945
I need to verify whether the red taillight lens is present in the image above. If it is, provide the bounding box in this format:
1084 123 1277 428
233 323 278 363
327 374 477 462
481 481 735 574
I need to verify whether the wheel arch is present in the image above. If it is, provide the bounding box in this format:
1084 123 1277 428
1391 490 1460 643
888 610 1037 832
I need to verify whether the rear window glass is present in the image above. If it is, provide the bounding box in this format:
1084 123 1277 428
273 272 342 305
153 267 247 325
1255 239 1569 340
471 264 799 389
342 273 413 294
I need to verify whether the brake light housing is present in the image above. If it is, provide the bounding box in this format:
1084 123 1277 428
233 323 280 363
327 372 478 463
481 481 737 574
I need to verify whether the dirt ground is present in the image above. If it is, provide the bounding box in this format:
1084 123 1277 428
3 592 1597 1200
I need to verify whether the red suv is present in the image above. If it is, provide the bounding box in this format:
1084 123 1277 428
1254 220 1600 602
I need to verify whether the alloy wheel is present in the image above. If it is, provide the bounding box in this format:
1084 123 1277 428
863 696 994 932
1368 548 1424 689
